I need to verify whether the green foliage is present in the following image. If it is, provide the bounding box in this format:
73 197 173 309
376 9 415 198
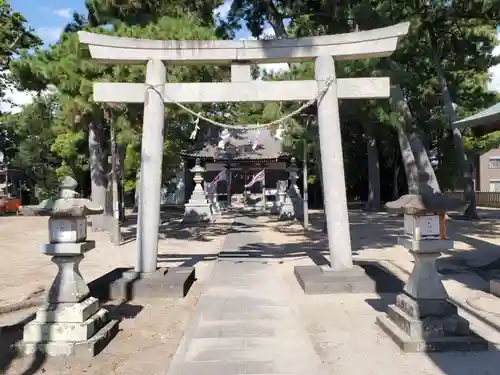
0 0 41 72
1 94 61 196
8 6 231 193
3 0 500 202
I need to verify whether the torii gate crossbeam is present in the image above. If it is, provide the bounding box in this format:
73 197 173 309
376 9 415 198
79 22 409 297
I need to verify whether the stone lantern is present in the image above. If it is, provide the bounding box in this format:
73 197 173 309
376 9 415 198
377 193 488 352
19 176 118 357
182 158 212 223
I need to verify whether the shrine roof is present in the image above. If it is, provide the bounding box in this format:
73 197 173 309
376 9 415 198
182 128 286 161
453 102 500 130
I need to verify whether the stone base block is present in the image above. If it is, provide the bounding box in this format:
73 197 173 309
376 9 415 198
278 203 294 220
490 279 500 297
24 308 108 342
35 297 100 323
398 237 454 252
294 265 376 294
395 293 457 318
21 319 119 358
109 267 195 300
376 293 489 352
182 203 212 223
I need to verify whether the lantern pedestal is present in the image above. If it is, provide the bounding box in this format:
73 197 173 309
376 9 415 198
183 158 212 223
377 194 488 352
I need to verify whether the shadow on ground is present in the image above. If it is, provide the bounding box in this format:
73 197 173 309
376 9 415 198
119 209 264 244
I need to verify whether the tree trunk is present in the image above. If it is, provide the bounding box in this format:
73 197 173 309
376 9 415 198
363 123 381 210
390 85 441 195
392 151 400 200
394 124 419 194
89 121 109 231
430 41 479 219
117 144 126 221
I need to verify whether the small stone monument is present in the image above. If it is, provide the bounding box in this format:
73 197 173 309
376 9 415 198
287 157 303 220
207 182 221 216
182 158 212 223
19 176 118 357
270 180 286 215
377 193 488 352
279 161 296 220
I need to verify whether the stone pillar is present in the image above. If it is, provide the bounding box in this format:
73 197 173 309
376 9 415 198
377 194 487 352
136 59 166 274
182 158 212 223
315 55 352 271
287 157 303 219
294 56 375 294
20 177 118 357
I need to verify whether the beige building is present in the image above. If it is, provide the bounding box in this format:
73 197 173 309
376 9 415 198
454 102 500 192
474 148 500 191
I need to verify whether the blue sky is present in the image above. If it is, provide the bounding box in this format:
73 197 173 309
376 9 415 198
10 0 253 44
11 0 87 44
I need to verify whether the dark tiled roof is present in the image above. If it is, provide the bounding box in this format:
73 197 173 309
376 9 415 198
182 128 286 161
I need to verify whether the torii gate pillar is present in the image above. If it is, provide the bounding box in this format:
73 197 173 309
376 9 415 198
136 59 166 274
293 56 378 294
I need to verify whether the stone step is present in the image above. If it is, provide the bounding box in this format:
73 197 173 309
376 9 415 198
191 321 304 339
168 360 320 375
196 303 290 315
186 346 320 364
195 295 285 307
199 307 290 321
186 337 313 353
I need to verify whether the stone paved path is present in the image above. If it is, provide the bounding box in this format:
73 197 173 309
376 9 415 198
165 215 328 375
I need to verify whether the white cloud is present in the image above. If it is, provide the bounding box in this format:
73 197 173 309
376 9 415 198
0 87 36 114
36 27 63 43
53 8 72 19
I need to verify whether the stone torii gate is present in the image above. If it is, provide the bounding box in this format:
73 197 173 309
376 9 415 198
79 22 409 297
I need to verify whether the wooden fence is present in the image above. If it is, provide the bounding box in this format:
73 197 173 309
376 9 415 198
444 191 500 208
